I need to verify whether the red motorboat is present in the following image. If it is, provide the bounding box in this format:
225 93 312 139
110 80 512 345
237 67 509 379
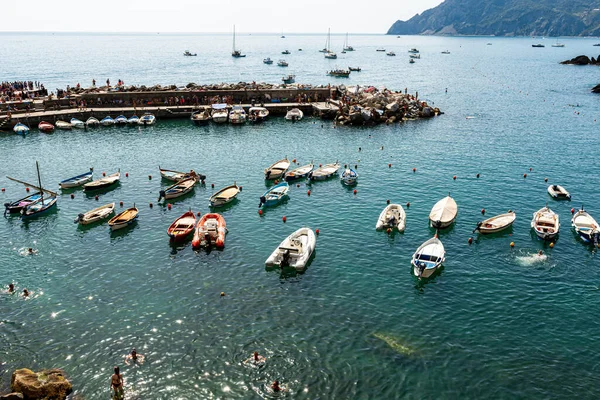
167 210 197 242
38 121 55 133
192 213 227 249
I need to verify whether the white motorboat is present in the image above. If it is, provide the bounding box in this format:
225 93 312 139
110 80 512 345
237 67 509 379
75 202 115 225
85 117 100 127
340 168 358 185
263 57 274 64
285 108 303 121
56 120 72 130
386 51 396 56
211 104 229 123
408 48 419 53
429 195 458 229
248 107 269 123
83 171 120 192
547 184 571 200
309 162 340 181
127 115 139 125
277 59 289 67
265 227 316 271
100 116 115 126
228 105 246 124
376 203 406 232
70 118 85 129
323 28 336 59
115 115 128 125
571 207 600 245
531 206 560 240
138 113 156 125
264 158 291 180
473 212 516 234
412 236 445 278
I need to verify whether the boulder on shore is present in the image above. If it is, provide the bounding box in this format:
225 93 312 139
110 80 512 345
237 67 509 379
11 368 72 400
560 55 600 65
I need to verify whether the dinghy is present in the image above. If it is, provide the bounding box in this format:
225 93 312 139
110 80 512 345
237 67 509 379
59 171 93 189
192 213 227 249
285 108 303 121
85 117 100 127
4 192 42 215
83 170 120 192
309 162 340 181
429 195 458 229
571 207 599 245
13 122 30 135
158 167 205 182
115 115 128 125
127 115 139 125
138 113 156 125
259 182 289 207
264 158 290 180
228 105 246 124
248 107 269 123
547 184 571 200
473 211 516 234
100 116 115 126
56 120 72 130
265 227 316 271
531 206 560 240
70 118 85 128
21 194 57 219
412 235 445 278
191 110 211 125
211 104 229 123
284 163 314 181
167 210 196 241
74 202 115 225
108 206 138 231
158 176 196 200
38 121 54 133
209 183 240 207
376 203 406 232
340 168 358 185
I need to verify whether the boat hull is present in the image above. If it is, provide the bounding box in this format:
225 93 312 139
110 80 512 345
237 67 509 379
4 193 42 214
265 227 316 271
21 196 58 219
59 172 93 189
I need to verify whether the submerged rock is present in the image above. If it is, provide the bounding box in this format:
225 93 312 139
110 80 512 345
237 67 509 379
11 368 72 400
560 55 600 65
372 332 417 356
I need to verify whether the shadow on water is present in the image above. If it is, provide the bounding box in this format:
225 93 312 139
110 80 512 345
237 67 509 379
169 237 193 255
473 225 514 241
109 222 138 241
428 221 455 236
209 198 240 213
84 182 120 198
413 265 445 291
265 249 316 279
158 189 196 205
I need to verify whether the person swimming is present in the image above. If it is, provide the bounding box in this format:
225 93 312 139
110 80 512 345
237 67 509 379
110 366 124 399
271 380 281 392
8 283 14 293
244 351 266 367
22 289 29 298
125 348 144 365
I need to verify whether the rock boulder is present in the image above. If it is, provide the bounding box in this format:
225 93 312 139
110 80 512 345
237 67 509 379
592 84 600 93
11 368 72 400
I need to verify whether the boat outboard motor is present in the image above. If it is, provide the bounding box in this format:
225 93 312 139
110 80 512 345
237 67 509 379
158 190 166 201
593 232 599 247
259 196 266 207
473 221 482 233
417 262 426 278
432 220 442 229
308 172 313 181
74 213 84 224
265 170 271 179
3 203 10 217
281 250 291 267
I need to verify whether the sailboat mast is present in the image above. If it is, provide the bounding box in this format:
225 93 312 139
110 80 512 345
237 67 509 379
36 161 45 205
233 25 236 52
327 28 331 52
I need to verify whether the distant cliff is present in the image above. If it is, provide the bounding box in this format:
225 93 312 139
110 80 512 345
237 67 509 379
387 0 600 37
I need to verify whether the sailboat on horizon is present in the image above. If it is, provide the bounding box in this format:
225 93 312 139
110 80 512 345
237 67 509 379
231 25 246 58
324 28 337 59
343 32 355 52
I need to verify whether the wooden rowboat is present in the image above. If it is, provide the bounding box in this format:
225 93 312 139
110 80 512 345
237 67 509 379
83 171 120 192
264 158 290 180
38 121 55 133
429 195 458 229
167 210 197 241
192 213 227 249
159 166 205 182
108 206 138 231
309 162 340 181
59 171 93 189
531 206 560 240
209 184 240 207
75 203 115 225
284 163 314 181
159 176 196 200
571 207 600 245
474 212 516 234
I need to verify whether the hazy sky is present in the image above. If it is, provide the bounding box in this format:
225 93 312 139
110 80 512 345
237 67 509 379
3 0 444 33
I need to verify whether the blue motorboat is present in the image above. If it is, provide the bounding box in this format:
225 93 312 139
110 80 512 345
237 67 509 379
127 115 139 125
571 208 600 245
59 171 93 189
259 182 289 207
4 192 42 215
13 122 30 135
341 168 358 185
115 115 128 125
138 113 156 125
100 116 115 126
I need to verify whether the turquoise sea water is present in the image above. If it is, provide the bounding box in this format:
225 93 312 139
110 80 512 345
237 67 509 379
1 33 600 399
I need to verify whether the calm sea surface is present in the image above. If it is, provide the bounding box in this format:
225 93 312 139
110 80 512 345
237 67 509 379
1 33 599 399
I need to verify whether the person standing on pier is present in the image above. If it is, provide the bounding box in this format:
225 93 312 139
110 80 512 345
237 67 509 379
106 78 110 87
92 79 96 87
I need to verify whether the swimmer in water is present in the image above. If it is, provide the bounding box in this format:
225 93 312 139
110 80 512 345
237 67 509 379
28 248 34 254
22 289 29 298
271 380 281 392
125 348 144 365
8 283 15 293
244 351 266 366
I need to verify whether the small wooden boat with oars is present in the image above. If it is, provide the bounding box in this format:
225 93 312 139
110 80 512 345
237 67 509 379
264 158 290 180
209 183 240 207
59 170 93 189
20 162 58 220
75 203 115 225
473 211 516 234
167 210 197 241
83 170 120 192
531 205 560 240
158 176 197 200
192 213 227 249
159 166 205 182
108 206 138 231
308 162 340 181
259 182 289 207
284 163 314 181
